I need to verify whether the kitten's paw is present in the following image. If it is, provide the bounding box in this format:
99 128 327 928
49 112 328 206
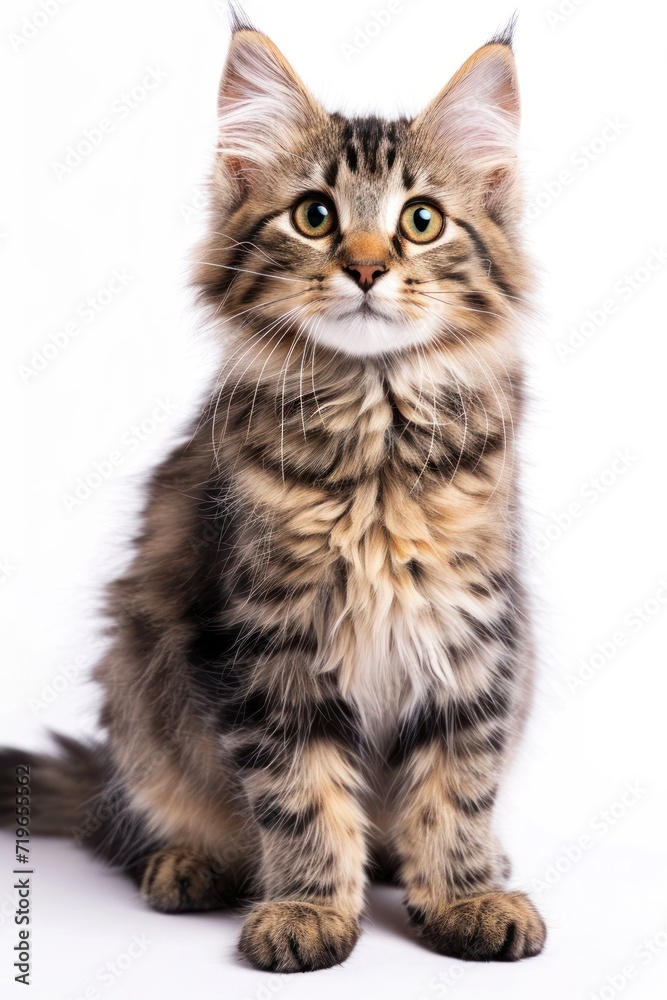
141 848 222 913
408 891 546 962
239 901 359 972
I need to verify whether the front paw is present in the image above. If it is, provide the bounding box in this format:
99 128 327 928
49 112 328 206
239 901 359 972
141 848 220 913
408 891 546 961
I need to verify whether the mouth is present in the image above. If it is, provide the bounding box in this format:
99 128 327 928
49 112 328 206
341 300 393 322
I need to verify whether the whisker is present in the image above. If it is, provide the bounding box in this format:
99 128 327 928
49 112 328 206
208 231 287 270
225 289 310 323
441 318 515 510
415 278 526 307
195 260 311 285
278 322 304 482
417 291 505 322
409 337 440 493
212 306 305 463
446 326 510 509
240 306 306 449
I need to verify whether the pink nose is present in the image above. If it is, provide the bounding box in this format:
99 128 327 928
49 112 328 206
344 262 387 292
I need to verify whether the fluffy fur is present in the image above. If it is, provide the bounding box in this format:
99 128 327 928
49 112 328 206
1 11 546 972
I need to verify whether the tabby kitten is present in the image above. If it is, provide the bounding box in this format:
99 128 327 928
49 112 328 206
1 7 547 972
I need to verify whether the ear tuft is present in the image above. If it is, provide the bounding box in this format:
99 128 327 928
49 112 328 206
486 11 518 50
228 0 256 34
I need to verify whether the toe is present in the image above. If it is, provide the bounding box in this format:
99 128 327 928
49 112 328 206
239 901 359 972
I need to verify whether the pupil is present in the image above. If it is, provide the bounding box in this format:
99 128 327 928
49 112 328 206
414 207 431 232
307 203 328 228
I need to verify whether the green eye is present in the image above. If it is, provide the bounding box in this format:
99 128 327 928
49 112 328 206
292 195 337 238
399 201 445 244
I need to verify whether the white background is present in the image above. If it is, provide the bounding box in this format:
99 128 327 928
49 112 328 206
2 0 667 997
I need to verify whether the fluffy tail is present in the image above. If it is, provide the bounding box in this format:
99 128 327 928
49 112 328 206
0 733 107 837
1 733 155 873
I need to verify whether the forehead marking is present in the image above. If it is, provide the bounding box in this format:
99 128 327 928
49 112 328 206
324 160 339 187
336 117 407 178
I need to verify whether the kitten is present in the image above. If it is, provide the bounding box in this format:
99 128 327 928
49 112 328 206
1 6 546 972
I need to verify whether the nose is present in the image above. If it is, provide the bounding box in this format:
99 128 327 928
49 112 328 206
343 261 387 292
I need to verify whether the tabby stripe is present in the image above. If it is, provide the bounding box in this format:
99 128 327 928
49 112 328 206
448 863 494 894
354 117 383 173
233 739 281 771
210 208 285 297
307 697 366 752
453 217 515 297
451 789 497 815
280 877 339 899
465 290 492 311
459 608 519 650
388 686 512 764
253 795 319 835
324 160 339 187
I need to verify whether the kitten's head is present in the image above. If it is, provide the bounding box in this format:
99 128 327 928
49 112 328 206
197 13 527 360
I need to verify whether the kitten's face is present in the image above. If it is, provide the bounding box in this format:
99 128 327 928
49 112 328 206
198 27 526 359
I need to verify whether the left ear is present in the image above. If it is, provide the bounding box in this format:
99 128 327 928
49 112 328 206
216 27 322 202
412 42 520 223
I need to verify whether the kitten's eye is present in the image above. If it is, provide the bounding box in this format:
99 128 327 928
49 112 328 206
399 201 445 244
291 195 337 238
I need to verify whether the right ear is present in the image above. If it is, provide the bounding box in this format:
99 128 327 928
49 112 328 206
412 39 521 223
217 26 322 200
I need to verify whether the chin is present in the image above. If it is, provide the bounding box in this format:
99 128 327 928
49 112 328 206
303 310 439 358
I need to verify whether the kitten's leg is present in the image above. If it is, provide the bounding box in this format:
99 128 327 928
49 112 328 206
140 846 239 913
235 712 368 973
390 688 546 961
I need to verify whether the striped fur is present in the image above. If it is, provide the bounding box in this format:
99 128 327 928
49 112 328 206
1 15 546 972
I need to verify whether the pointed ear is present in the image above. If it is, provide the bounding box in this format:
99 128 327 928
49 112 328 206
216 29 321 200
413 43 520 222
